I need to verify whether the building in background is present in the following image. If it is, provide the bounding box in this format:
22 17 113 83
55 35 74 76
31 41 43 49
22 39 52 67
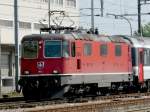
0 0 79 94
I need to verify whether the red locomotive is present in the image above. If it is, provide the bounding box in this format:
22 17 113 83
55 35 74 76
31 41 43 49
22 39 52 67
19 28 150 100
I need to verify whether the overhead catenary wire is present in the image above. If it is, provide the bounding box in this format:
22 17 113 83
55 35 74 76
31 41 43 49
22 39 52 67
105 0 137 10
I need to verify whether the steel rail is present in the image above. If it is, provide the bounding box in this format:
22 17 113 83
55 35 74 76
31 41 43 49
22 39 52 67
0 92 150 110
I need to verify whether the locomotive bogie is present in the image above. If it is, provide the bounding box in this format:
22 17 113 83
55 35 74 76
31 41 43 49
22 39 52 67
19 76 62 100
19 75 134 99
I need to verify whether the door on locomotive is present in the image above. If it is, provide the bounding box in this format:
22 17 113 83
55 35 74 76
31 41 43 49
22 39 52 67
138 48 144 83
75 41 82 71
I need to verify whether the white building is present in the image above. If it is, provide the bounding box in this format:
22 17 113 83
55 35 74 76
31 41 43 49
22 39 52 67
0 0 79 94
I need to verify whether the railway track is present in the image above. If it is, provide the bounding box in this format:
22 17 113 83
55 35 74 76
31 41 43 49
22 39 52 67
25 96 150 112
127 108 150 112
0 92 150 110
0 97 24 103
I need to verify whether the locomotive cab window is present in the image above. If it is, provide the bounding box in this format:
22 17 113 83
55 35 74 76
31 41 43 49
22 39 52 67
100 44 108 56
115 45 122 56
44 40 62 58
84 43 92 56
22 41 38 59
62 41 69 57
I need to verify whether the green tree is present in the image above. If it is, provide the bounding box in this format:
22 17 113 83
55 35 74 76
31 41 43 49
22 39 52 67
134 22 150 37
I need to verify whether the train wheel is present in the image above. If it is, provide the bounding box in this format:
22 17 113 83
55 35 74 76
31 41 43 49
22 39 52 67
22 86 33 100
22 85 39 101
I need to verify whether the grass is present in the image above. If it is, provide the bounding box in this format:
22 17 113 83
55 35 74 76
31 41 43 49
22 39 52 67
2 91 23 98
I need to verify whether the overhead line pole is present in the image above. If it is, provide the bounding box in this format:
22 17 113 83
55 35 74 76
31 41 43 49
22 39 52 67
48 0 52 33
100 0 104 17
138 0 142 35
48 0 51 28
14 0 19 92
91 0 94 32
0 29 1 97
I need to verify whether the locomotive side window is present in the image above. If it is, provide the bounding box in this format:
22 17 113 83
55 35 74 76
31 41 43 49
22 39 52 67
22 41 38 59
84 43 92 56
44 40 62 57
71 42 76 57
62 41 69 57
115 45 122 56
100 44 107 56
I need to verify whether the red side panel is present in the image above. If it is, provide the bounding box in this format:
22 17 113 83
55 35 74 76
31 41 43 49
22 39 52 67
138 48 144 83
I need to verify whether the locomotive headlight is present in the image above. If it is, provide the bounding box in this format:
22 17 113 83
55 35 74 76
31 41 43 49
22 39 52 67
24 70 30 75
53 70 58 74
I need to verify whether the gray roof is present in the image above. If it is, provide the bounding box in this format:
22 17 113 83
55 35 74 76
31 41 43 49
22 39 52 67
22 33 129 44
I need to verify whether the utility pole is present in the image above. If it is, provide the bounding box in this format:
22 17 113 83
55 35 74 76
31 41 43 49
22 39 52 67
138 0 142 35
100 0 104 17
91 0 94 32
48 0 51 28
0 29 1 97
14 0 19 92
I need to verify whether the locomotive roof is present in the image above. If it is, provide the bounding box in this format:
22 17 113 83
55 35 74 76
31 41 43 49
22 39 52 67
22 33 128 43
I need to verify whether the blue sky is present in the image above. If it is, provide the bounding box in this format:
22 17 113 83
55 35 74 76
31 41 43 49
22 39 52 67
80 0 150 35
